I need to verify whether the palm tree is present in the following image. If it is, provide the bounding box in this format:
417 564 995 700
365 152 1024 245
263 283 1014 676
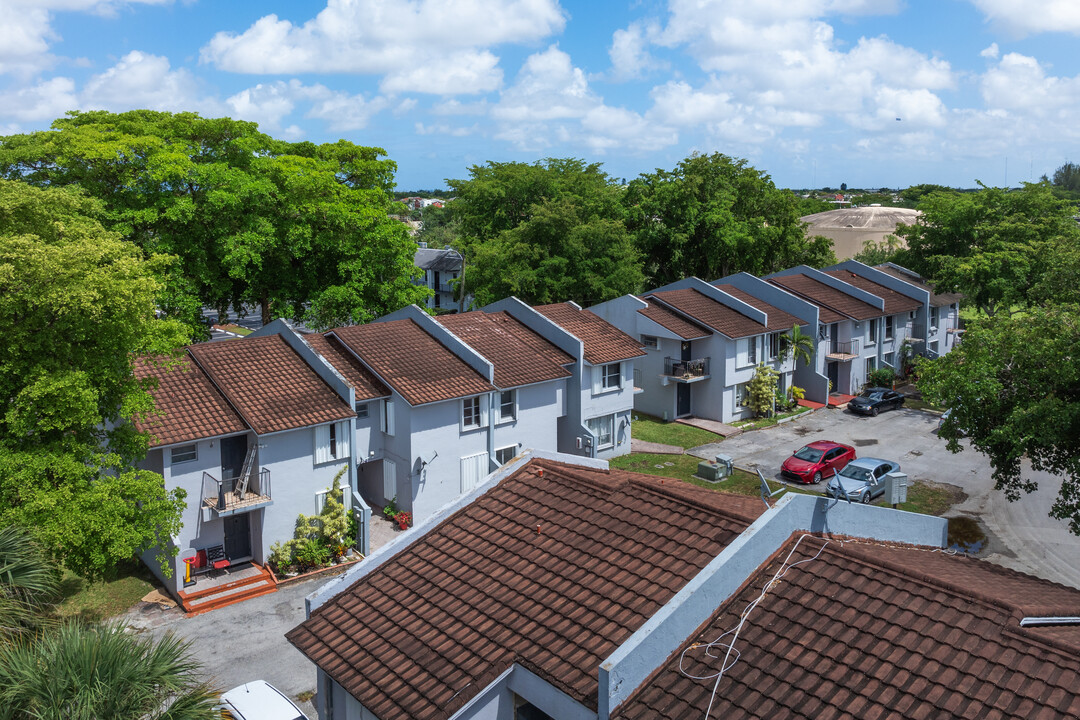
780 323 815 367
0 525 59 639
0 622 219 720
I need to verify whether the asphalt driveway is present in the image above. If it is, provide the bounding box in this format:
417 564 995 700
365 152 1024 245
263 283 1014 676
689 406 1080 590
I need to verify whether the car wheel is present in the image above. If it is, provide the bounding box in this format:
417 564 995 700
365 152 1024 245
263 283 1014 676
862 492 872 504
871 407 879 417
812 471 822 484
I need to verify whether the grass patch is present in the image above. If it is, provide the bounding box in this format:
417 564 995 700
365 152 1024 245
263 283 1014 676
731 405 812 431
630 414 721 449
610 453 771 498
893 480 960 516
217 323 253 336
903 397 945 413
54 559 157 623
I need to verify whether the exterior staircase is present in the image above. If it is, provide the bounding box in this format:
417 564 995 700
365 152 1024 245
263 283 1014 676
177 562 278 615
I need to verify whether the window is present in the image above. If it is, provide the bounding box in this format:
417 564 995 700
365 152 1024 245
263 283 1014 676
315 421 350 464
586 415 614 449
495 445 517 466
868 318 879 344
884 316 894 340
748 337 757 364
734 382 750 411
884 352 895 367
434 293 441 309
356 402 369 419
768 333 780 361
171 444 197 464
602 363 622 390
866 356 876 376
736 337 757 368
818 324 828 341
462 396 481 429
381 400 396 436
930 306 940 331
641 335 659 350
497 390 516 423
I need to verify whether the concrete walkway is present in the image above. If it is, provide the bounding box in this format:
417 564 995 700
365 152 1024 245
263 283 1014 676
675 417 742 438
631 439 685 455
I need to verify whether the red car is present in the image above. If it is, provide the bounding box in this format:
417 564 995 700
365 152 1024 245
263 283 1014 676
780 440 855 484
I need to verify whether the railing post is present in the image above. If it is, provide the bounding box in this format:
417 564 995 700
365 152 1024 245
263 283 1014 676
217 480 225 511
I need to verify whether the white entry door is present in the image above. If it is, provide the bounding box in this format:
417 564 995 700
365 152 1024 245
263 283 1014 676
460 452 489 493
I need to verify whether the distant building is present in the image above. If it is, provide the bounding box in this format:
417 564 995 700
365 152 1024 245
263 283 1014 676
413 243 467 312
801 206 921 259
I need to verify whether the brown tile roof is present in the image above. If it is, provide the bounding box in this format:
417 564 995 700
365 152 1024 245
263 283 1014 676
305 333 391 402
648 288 772 339
713 284 806 331
437 311 573 389
637 301 711 340
768 273 881 322
332 318 494 406
286 458 764 719
824 269 922 315
133 354 247 447
875 264 965 307
188 335 354 435
535 303 645 365
615 535 1080 720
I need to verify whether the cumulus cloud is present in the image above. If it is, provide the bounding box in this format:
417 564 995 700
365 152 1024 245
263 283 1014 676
969 0 1080 37
980 52 1080 114
82 50 209 113
0 76 78 121
201 0 565 95
493 45 678 153
0 0 170 77
225 79 390 133
608 22 664 81
981 43 999 59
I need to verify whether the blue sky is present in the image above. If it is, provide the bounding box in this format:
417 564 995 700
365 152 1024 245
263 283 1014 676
2 0 1080 191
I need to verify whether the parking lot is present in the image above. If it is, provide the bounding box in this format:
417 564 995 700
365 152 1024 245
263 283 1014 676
687 406 1080 590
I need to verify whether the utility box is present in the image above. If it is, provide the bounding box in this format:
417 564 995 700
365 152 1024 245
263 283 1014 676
885 471 909 506
696 454 734 483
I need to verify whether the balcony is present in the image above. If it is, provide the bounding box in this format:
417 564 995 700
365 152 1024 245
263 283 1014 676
825 339 860 361
663 357 710 383
202 469 272 518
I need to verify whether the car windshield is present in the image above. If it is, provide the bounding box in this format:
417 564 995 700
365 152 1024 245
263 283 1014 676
793 446 824 462
860 391 884 400
839 463 873 480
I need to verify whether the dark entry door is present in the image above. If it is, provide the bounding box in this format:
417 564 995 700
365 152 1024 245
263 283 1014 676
221 435 247 481
827 362 839 391
677 383 691 417
681 341 691 362
224 513 251 559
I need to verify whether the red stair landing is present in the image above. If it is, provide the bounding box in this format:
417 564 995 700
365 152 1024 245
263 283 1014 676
177 562 277 615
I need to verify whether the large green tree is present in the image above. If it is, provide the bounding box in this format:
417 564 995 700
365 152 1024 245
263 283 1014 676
918 305 1080 532
624 153 835 286
896 182 1079 317
0 180 187 579
0 111 425 333
448 158 643 306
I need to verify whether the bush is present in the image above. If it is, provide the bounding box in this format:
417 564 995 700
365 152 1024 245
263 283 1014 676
747 364 779 417
269 467 350 574
867 366 897 388
294 538 330 571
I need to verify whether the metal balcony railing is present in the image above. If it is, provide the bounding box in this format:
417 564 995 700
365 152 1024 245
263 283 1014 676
826 339 860 360
202 468 272 516
664 357 710 380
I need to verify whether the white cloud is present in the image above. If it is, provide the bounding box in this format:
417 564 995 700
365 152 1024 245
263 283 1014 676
969 0 1080 37
225 79 391 133
226 81 299 131
981 43 999 59
82 50 208 113
608 22 663 81
0 0 170 77
647 81 736 127
0 76 78 121
414 121 475 137
432 98 489 116
201 0 566 95
493 45 678 154
980 52 1080 114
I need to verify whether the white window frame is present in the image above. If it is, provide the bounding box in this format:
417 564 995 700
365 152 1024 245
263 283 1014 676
496 390 517 424
171 444 197 464
884 352 895 368
315 420 351 465
592 362 623 394
495 445 518 466
734 382 750 412
930 306 940 332
641 335 659 350
381 400 396 436
356 402 369 419
867 318 879 345
383 458 397 502
884 316 895 341
866 356 876 376
736 337 758 368
768 332 780 361
460 396 487 432
586 414 615 450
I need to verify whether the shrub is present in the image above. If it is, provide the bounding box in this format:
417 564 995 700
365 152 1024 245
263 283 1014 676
294 538 330 570
383 496 398 518
747 364 779 417
867 366 897 388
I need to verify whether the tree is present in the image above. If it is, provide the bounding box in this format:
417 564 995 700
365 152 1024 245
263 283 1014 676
779 324 814 367
0 622 219 719
449 159 643 306
917 305 1080 533
0 111 426 334
624 153 835 286
852 234 904 266
747 364 780 417
0 180 187 580
1051 162 1080 194
0 526 59 640
898 184 954 207
896 182 1080 317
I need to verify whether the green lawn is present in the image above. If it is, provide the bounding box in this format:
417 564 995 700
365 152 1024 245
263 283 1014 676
730 405 812 431
630 414 722 449
54 559 158 623
610 452 957 519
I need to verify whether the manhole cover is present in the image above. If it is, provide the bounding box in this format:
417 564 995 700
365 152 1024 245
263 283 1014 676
852 438 879 447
